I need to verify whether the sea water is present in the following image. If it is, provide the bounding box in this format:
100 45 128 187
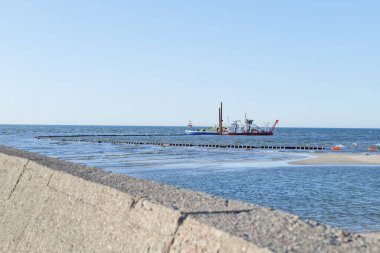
0 125 379 232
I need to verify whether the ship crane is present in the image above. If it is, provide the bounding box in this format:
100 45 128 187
271 120 279 131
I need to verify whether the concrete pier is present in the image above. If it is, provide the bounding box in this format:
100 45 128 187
0 145 379 252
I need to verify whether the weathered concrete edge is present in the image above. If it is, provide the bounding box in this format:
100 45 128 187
0 145 254 213
1 145 380 253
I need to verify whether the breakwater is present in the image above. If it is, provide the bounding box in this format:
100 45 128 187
36 136 327 150
0 145 379 252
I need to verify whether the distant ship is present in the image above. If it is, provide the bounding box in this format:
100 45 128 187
185 121 219 135
185 103 279 136
185 129 219 135
228 118 279 136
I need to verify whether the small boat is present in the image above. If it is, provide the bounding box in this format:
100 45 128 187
185 121 218 135
228 117 279 136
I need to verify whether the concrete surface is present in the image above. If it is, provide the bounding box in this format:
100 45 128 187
0 145 379 252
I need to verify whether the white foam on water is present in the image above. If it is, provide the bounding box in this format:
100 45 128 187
122 151 314 172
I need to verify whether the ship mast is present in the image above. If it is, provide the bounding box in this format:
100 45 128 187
218 102 223 135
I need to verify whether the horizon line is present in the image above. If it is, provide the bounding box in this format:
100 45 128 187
0 123 379 130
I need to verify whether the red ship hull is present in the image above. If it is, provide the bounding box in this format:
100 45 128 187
228 132 274 136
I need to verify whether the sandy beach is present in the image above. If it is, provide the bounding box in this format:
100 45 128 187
361 232 380 239
290 153 380 166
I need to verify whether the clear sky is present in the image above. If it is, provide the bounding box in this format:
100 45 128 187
0 1 379 128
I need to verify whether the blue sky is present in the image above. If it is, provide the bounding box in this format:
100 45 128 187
0 1 379 127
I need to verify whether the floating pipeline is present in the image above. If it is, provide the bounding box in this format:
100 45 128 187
35 136 327 151
35 134 188 138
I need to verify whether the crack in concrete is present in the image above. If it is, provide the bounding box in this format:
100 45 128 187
46 173 54 187
130 197 141 209
166 213 188 253
166 208 254 252
8 159 30 200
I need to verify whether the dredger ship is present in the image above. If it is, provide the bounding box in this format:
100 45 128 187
186 103 279 136
185 118 279 136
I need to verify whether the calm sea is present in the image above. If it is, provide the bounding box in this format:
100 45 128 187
0 125 379 232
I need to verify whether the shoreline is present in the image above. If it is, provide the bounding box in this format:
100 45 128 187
361 232 380 239
289 152 380 166
3 144 380 251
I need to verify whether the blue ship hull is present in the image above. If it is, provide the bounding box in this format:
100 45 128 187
185 130 218 135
